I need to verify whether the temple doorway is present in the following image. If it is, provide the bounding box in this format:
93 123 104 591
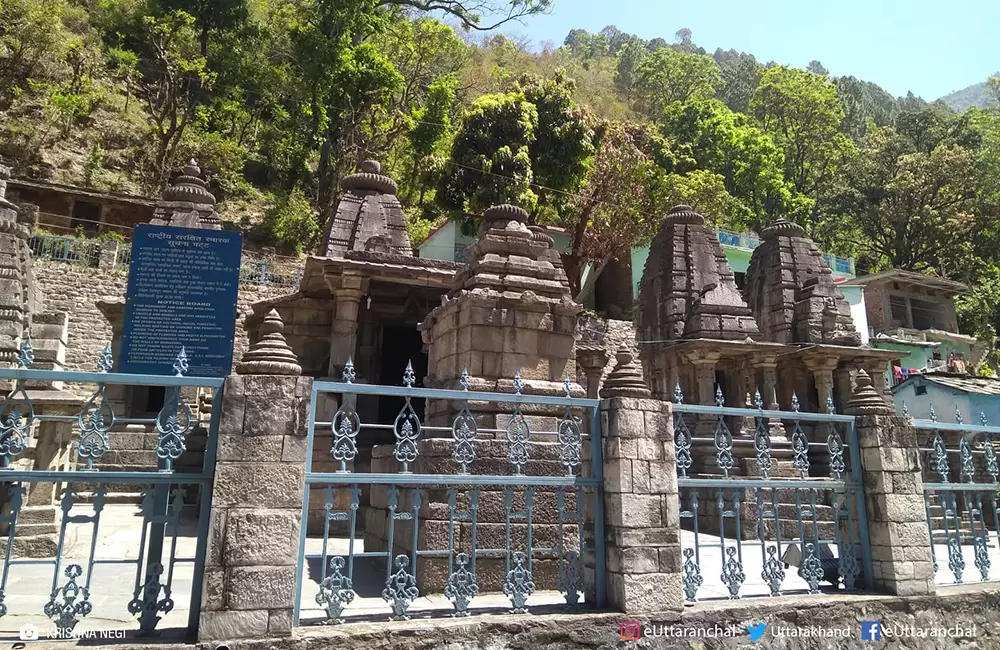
376 324 427 426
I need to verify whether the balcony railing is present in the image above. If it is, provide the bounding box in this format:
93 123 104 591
714 228 854 275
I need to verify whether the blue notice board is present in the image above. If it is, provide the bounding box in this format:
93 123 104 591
121 224 242 377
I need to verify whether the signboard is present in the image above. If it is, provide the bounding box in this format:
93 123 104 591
120 224 242 377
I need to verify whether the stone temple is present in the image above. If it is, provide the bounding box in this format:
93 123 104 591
243 163 903 580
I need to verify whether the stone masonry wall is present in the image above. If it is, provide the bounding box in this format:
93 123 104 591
144 586 1000 649
35 260 289 386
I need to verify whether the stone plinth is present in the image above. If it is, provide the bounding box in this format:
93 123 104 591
199 374 311 641
845 371 935 596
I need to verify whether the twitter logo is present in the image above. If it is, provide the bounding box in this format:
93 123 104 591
748 622 767 642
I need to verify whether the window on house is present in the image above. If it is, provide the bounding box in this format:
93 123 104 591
734 272 746 291
915 385 927 396
889 294 909 327
910 298 945 330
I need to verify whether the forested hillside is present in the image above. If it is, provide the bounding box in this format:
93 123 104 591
3 1 1000 367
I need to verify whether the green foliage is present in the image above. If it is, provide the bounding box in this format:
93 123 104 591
256 188 319 255
660 99 793 228
632 46 722 118
438 91 538 215
83 144 105 186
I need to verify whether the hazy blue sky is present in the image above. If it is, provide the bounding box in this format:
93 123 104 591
491 0 997 100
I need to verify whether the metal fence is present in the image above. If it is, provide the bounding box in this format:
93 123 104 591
294 363 603 624
912 404 1000 586
0 342 222 641
672 387 871 602
238 253 302 289
28 235 102 268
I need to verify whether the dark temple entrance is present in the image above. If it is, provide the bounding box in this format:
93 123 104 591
376 324 427 431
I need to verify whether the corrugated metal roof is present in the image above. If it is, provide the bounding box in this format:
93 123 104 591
919 373 1000 395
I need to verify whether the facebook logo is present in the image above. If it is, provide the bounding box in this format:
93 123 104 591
861 621 882 641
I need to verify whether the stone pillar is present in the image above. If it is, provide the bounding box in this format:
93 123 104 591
866 360 890 399
326 272 367 377
805 356 838 409
692 357 718 406
834 366 853 412
600 347 682 613
576 346 610 399
98 239 119 270
844 371 935 596
199 312 308 641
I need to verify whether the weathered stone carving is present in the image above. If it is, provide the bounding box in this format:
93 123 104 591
0 165 38 366
320 160 412 258
745 218 860 346
600 343 650 399
236 309 302 376
149 160 221 230
639 205 759 345
421 203 582 395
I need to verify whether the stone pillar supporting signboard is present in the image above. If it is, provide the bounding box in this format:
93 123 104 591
844 370 936 596
600 347 683 613
199 313 309 641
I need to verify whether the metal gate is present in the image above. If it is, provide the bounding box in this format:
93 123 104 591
294 363 605 624
0 342 221 641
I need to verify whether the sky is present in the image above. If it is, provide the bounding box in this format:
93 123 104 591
491 0 999 100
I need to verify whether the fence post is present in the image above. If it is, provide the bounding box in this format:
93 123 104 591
600 345 684 613
844 370 936 596
98 239 119 270
199 311 309 640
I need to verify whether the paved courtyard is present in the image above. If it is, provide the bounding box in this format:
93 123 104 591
0 504 996 642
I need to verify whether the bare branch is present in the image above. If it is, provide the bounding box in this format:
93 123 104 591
376 0 550 31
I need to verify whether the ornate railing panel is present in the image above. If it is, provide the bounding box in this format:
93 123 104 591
294 362 603 624
672 385 871 602
913 406 1000 586
0 341 222 639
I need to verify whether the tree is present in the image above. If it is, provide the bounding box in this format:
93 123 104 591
155 0 248 56
135 10 214 190
518 71 594 217
675 28 692 45
661 99 795 229
379 0 551 31
613 38 647 100
407 75 457 202
437 91 538 216
561 122 658 294
714 49 760 113
632 47 722 118
833 75 898 141
750 65 854 232
832 126 980 272
806 60 828 76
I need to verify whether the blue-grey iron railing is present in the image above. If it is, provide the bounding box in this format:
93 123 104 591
295 363 603 624
911 403 1000 586
672 386 871 602
238 253 302 289
0 341 222 638
28 235 101 268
